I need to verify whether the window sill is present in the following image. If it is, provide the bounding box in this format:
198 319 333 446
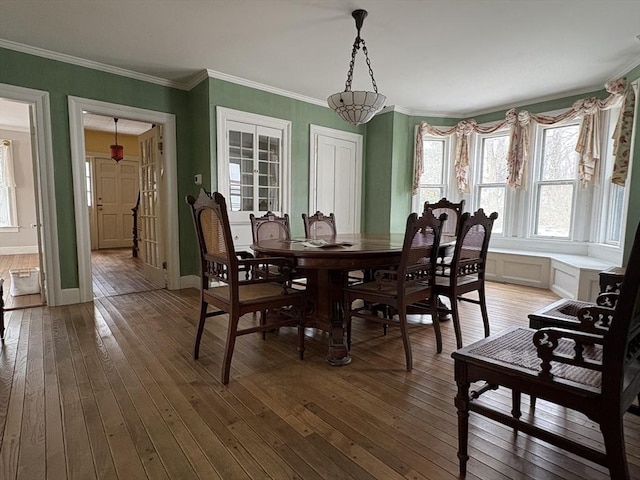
0 226 19 233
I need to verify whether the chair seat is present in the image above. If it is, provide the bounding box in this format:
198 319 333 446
463 327 602 391
206 282 306 305
435 274 479 288
347 280 432 300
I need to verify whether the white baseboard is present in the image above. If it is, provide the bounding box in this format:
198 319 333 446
0 245 39 255
58 288 81 306
180 275 200 289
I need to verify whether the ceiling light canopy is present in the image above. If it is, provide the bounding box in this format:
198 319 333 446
327 9 386 125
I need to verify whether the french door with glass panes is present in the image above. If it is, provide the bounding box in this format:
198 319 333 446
216 108 291 250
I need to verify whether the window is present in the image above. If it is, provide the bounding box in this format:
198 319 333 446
414 137 448 210
0 140 17 228
216 107 291 226
85 158 93 207
600 107 626 246
532 123 580 238
476 134 508 234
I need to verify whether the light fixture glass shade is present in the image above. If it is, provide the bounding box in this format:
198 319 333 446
327 90 386 125
110 144 124 162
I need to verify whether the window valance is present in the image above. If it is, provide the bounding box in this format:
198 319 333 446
414 78 636 194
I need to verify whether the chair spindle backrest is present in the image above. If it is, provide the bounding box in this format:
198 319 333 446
302 211 337 238
250 211 292 243
424 198 465 237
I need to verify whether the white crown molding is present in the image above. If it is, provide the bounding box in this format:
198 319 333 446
205 69 328 107
4 39 640 119
0 39 189 90
610 55 640 82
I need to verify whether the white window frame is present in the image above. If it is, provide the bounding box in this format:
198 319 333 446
216 107 291 224
0 141 19 231
411 132 453 212
473 131 511 237
529 119 589 241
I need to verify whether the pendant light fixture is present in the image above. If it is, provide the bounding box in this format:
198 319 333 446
110 117 124 162
327 9 386 125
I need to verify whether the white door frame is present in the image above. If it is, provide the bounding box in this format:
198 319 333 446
308 125 363 230
0 83 61 305
68 96 180 303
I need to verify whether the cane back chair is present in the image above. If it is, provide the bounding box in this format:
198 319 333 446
186 189 309 384
302 211 337 238
423 197 465 238
451 219 640 479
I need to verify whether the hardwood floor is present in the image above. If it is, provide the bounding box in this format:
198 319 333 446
91 248 162 299
1 282 639 479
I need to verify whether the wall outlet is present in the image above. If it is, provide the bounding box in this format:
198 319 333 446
194 174 203 185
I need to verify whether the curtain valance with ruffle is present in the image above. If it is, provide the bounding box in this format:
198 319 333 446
413 78 635 194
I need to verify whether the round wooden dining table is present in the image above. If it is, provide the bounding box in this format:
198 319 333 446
253 233 405 366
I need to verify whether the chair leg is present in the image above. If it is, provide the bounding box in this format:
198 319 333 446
430 296 442 353
454 378 471 476
194 300 208 360
600 417 630 479
450 296 463 349
478 284 490 338
398 308 412 371
261 310 267 340
298 324 306 360
221 314 240 385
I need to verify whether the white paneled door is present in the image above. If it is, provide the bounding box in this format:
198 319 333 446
310 125 362 234
95 157 139 249
138 126 165 287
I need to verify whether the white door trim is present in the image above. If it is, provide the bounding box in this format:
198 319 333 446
0 83 61 305
68 96 180 303
308 125 363 230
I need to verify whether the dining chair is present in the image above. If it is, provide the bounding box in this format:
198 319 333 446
433 208 498 349
186 189 310 385
343 210 446 371
423 197 465 238
302 211 337 238
250 210 307 332
451 219 640 479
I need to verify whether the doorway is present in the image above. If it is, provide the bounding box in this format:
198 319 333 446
69 97 180 303
83 112 165 298
0 95 51 310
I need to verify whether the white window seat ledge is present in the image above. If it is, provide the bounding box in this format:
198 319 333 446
486 248 619 302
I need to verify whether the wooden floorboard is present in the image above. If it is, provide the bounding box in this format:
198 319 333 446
1 277 639 479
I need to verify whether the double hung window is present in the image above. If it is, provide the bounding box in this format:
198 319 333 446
413 137 449 210
476 134 508 235
532 123 580 238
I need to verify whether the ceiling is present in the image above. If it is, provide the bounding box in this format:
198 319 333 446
1 0 640 117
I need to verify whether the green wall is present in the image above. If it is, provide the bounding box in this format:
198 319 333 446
0 47 192 287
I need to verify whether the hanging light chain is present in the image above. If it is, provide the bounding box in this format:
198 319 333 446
343 35 379 93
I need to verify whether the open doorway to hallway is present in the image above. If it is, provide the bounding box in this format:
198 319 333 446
82 112 165 299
